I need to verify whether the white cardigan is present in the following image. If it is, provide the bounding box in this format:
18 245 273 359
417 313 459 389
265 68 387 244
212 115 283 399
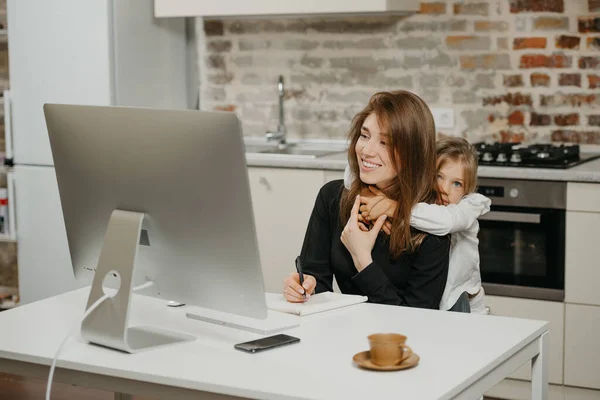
411 193 491 311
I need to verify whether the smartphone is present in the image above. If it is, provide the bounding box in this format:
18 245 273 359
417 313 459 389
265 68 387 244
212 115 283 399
234 334 300 353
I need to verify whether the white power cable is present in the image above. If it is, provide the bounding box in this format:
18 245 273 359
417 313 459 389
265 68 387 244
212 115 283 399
45 280 154 400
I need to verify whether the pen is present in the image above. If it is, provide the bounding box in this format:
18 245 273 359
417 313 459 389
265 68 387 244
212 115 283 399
295 256 306 300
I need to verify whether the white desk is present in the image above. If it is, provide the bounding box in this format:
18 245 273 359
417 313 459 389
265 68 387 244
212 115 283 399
0 288 549 400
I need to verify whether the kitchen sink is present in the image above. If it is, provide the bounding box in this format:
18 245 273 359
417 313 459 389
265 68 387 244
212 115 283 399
244 142 346 158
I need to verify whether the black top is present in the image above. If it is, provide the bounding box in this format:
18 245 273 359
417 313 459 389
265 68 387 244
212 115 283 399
299 180 450 309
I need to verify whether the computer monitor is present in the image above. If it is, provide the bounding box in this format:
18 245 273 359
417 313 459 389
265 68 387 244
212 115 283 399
44 104 296 353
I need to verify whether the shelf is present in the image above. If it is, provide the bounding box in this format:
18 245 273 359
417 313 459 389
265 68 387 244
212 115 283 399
0 234 16 243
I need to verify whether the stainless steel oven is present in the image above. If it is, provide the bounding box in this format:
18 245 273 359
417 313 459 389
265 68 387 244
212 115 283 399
477 178 566 301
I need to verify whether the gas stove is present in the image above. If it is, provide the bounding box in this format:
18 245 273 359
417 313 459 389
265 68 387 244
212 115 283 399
472 142 600 169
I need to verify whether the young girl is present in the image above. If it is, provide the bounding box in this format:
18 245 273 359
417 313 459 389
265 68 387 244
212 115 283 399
344 137 491 314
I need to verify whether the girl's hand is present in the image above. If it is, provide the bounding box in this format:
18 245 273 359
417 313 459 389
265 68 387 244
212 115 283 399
341 195 387 271
359 186 398 222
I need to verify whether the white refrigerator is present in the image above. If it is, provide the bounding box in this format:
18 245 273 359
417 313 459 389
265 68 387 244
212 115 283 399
5 0 196 304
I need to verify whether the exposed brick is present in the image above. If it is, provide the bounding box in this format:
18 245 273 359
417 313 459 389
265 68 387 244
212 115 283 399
591 0 600 12
462 109 491 130
579 56 600 69
229 18 399 35
504 74 524 87
589 115 600 126
330 56 400 71
420 90 440 103
231 55 253 68
474 21 509 31
204 20 224 36
534 17 569 30
326 91 374 103
400 20 468 32
420 2 446 14
446 75 467 87
282 39 319 51
551 130 600 144
559 73 581 87
513 37 547 49
510 0 564 13
554 113 580 126
578 17 600 33
499 131 525 143
588 37 600 50
206 54 226 70
483 93 533 106
324 38 387 50
207 72 234 84
541 93 598 107
419 74 444 89
530 112 552 126
589 74 600 88
555 35 581 49
476 73 496 89
241 73 265 85
453 91 477 104
426 52 456 68
205 87 226 101
395 37 441 50
519 54 571 68
300 56 324 68
446 36 491 50
508 110 525 125
460 54 511 69
239 39 270 51
498 38 509 50
454 2 489 15
207 40 232 53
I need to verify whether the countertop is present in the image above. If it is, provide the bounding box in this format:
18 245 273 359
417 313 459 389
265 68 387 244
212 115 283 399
244 139 600 183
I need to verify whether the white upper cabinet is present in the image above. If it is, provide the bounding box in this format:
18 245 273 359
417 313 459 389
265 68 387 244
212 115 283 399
155 0 419 18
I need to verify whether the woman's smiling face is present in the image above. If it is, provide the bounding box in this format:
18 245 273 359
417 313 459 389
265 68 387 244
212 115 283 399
355 113 397 189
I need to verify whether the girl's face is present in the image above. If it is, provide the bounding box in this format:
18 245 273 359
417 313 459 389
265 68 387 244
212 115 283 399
436 159 466 205
354 113 397 189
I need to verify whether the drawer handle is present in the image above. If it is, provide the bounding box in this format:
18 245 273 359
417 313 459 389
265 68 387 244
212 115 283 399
259 177 272 191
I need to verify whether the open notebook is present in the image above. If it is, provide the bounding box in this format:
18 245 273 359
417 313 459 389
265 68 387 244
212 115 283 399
265 292 368 316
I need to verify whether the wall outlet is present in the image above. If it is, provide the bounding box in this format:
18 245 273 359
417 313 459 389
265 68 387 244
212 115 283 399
431 107 455 129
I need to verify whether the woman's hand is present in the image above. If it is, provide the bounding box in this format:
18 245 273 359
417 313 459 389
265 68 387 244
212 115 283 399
341 195 387 272
360 186 398 222
283 272 316 303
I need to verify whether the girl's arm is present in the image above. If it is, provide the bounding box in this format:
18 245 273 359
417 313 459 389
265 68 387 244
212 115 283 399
410 193 491 235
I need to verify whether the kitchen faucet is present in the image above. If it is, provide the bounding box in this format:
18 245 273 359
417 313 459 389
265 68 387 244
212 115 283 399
265 75 287 148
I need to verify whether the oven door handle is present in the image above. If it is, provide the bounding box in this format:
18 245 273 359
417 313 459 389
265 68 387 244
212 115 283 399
479 211 541 224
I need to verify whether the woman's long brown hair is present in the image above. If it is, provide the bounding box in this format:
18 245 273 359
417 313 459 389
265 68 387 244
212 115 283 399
340 91 438 259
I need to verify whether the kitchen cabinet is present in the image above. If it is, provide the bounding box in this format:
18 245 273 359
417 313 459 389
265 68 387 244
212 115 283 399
566 182 600 213
155 0 419 18
565 211 600 306
484 295 564 384
564 303 600 390
323 170 345 183
486 378 600 400
247 167 324 293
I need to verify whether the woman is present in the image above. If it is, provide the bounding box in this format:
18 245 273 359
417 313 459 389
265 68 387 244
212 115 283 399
283 90 450 309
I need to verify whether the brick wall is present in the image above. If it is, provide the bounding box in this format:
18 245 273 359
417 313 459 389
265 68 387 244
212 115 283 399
198 0 600 145
0 0 14 291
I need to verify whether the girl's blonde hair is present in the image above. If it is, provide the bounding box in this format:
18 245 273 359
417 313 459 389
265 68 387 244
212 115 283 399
436 137 479 195
341 90 438 259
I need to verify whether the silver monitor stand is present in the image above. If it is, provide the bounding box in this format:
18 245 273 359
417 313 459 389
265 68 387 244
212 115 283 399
82 210 194 353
